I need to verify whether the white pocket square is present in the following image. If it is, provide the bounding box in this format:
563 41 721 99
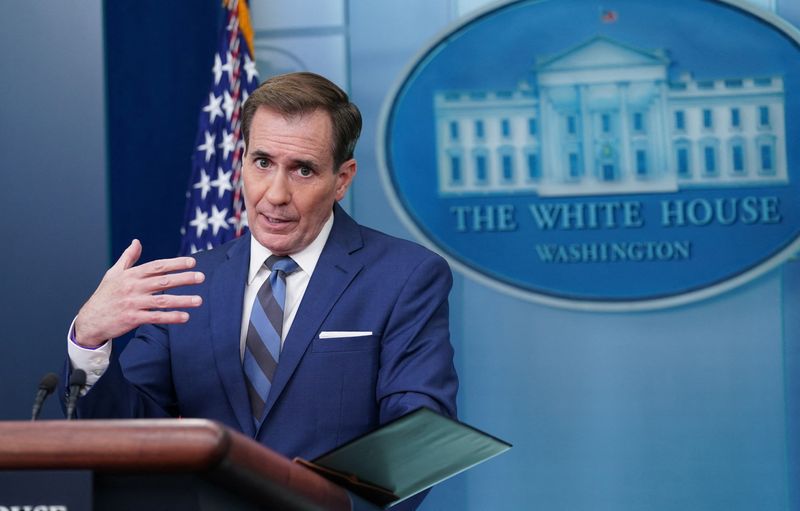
318 331 373 339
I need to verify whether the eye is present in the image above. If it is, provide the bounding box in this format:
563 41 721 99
297 166 314 177
255 158 270 169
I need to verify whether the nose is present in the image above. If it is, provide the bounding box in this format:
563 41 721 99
265 170 291 205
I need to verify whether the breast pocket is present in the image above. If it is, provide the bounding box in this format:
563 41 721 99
311 333 380 353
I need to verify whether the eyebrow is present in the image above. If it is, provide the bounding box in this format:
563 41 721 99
248 149 270 160
293 158 319 171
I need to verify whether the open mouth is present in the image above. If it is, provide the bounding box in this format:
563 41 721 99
266 216 290 224
259 213 296 231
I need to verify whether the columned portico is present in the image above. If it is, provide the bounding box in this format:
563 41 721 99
433 36 788 197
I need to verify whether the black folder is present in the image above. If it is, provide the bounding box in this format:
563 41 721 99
294 407 511 508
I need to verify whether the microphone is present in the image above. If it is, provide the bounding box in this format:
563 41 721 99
65 369 86 420
31 372 59 421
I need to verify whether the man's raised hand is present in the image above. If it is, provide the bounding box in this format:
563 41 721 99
73 240 205 348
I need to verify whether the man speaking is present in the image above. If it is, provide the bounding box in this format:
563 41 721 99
66 72 458 509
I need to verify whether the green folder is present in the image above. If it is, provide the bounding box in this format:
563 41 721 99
294 407 512 508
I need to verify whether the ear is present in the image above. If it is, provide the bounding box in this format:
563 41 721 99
334 159 357 201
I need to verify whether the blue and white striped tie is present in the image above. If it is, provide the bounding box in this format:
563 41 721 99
243 255 299 426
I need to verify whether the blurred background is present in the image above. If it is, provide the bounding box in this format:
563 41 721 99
1 1 798 509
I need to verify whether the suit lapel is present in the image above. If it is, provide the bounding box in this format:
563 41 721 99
261 205 364 421
209 236 255 437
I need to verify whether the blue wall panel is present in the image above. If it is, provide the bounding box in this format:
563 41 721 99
345 1 799 509
0 1 107 420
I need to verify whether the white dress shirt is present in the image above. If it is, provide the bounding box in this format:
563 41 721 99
69 212 335 390
238 214 332 356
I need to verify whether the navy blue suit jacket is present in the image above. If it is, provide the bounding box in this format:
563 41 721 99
74 204 458 507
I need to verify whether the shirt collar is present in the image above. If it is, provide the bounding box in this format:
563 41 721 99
247 210 335 284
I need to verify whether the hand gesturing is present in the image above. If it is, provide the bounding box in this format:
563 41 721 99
73 240 205 348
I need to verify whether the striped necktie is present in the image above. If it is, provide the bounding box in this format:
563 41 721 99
243 255 299 426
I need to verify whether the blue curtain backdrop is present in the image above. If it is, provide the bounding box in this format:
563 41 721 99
104 0 221 261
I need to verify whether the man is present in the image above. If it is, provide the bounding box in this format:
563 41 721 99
66 72 458 509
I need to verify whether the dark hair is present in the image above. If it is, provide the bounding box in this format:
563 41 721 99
241 72 362 169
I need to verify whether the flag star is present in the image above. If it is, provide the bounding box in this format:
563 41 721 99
222 90 235 121
203 92 224 123
209 205 230 236
189 207 209 238
212 53 224 85
222 51 234 82
228 210 246 231
218 130 235 160
198 131 216 162
211 167 233 198
242 89 250 105
193 169 212 199
207 241 215 250
190 244 199 254
243 54 258 83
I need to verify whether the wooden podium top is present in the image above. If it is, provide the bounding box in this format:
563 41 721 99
0 419 352 511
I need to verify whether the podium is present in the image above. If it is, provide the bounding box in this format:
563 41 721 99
0 419 352 511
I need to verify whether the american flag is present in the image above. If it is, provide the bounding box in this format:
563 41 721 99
179 0 259 255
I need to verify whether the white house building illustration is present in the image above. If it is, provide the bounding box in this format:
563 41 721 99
433 37 788 196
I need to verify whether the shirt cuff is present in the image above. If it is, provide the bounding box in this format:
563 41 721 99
67 317 112 388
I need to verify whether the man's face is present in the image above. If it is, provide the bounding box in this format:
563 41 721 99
242 106 355 256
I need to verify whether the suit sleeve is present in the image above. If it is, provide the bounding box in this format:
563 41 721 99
377 251 459 423
68 322 179 419
375 252 458 511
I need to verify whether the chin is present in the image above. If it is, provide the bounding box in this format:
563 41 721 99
260 237 298 256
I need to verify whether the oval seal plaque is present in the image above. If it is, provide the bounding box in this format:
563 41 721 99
379 0 800 310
